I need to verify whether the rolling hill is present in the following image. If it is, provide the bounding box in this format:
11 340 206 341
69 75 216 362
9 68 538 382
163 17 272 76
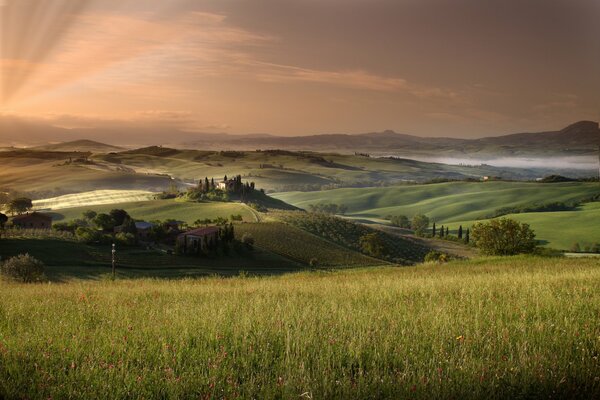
32 139 125 153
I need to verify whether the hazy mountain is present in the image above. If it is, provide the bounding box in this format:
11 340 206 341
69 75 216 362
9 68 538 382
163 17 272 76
1 113 597 158
32 140 125 153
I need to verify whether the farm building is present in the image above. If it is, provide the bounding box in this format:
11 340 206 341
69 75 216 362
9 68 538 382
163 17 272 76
177 226 220 255
11 212 53 230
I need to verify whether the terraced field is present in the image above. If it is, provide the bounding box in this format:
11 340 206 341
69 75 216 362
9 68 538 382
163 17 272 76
51 200 257 224
235 222 383 267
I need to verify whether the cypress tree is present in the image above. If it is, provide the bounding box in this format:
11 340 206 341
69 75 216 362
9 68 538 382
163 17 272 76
439 225 444 238
458 225 463 239
432 222 436 237
445 227 449 237
465 228 470 244
204 177 210 193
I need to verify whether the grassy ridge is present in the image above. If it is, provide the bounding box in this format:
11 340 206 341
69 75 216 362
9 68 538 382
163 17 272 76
272 181 600 222
1 257 599 398
50 200 256 224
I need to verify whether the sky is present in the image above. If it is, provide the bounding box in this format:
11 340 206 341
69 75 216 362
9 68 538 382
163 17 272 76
0 0 598 138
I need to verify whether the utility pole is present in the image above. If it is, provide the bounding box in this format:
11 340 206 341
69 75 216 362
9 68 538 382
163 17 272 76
112 243 116 279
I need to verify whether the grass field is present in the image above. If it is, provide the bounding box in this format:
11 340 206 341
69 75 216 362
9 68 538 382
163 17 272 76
273 181 600 222
1 257 599 398
33 190 156 210
50 200 257 224
0 238 304 279
448 202 600 250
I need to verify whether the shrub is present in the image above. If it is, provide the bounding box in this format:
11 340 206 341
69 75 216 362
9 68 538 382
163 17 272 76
309 258 318 267
76 227 102 243
359 233 387 258
242 233 255 250
411 214 430 237
471 218 537 256
1 254 46 283
390 215 410 229
424 251 449 263
115 233 136 246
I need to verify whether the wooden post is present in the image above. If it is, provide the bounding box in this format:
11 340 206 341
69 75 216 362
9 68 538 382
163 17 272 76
112 243 116 279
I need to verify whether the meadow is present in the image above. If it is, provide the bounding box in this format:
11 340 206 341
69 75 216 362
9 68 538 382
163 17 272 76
273 181 600 222
0 257 599 399
274 181 600 250
33 190 156 211
50 200 257 225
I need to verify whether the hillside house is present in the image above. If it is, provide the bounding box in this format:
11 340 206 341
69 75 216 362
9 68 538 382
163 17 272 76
11 212 53 230
217 179 236 191
177 226 220 255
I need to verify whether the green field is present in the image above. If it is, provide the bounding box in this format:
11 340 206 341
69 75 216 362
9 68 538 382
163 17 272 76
1 257 599 398
50 200 257 224
0 238 305 279
273 181 600 222
448 202 600 250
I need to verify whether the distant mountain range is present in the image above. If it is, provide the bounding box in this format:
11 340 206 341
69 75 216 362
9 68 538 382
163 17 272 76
0 115 598 158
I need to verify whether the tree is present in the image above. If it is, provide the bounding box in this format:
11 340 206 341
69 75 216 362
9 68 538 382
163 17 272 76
391 215 410 229
82 210 97 221
94 213 116 231
411 214 430 237
458 225 463 239
432 222 436 237
465 228 470 244
359 233 387 257
109 209 130 226
0 254 46 283
439 225 444 238
445 227 449 237
471 218 537 256
0 213 7 229
7 197 32 215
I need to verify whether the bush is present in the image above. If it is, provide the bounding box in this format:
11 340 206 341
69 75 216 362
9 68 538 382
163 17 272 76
471 218 537 256
424 251 449 263
76 227 102 243
115 233 136 246
1 254 46 283
309 258 318 267
411 214 430 236
242 233 255 250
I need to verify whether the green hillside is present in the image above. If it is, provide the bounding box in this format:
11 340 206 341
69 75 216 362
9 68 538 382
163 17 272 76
51 200 257 224
273 181 600 222
449 202 600 250
1 257 599 399
235 222 383 267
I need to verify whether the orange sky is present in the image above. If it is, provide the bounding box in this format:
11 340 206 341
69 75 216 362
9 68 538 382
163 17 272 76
1 0 598 138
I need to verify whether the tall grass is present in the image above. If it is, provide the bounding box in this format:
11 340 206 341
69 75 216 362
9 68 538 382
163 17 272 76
1 256 599 399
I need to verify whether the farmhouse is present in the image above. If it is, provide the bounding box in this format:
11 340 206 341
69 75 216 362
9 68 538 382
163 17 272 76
177 226 220 255
11 212 53 230
217 179 236 192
